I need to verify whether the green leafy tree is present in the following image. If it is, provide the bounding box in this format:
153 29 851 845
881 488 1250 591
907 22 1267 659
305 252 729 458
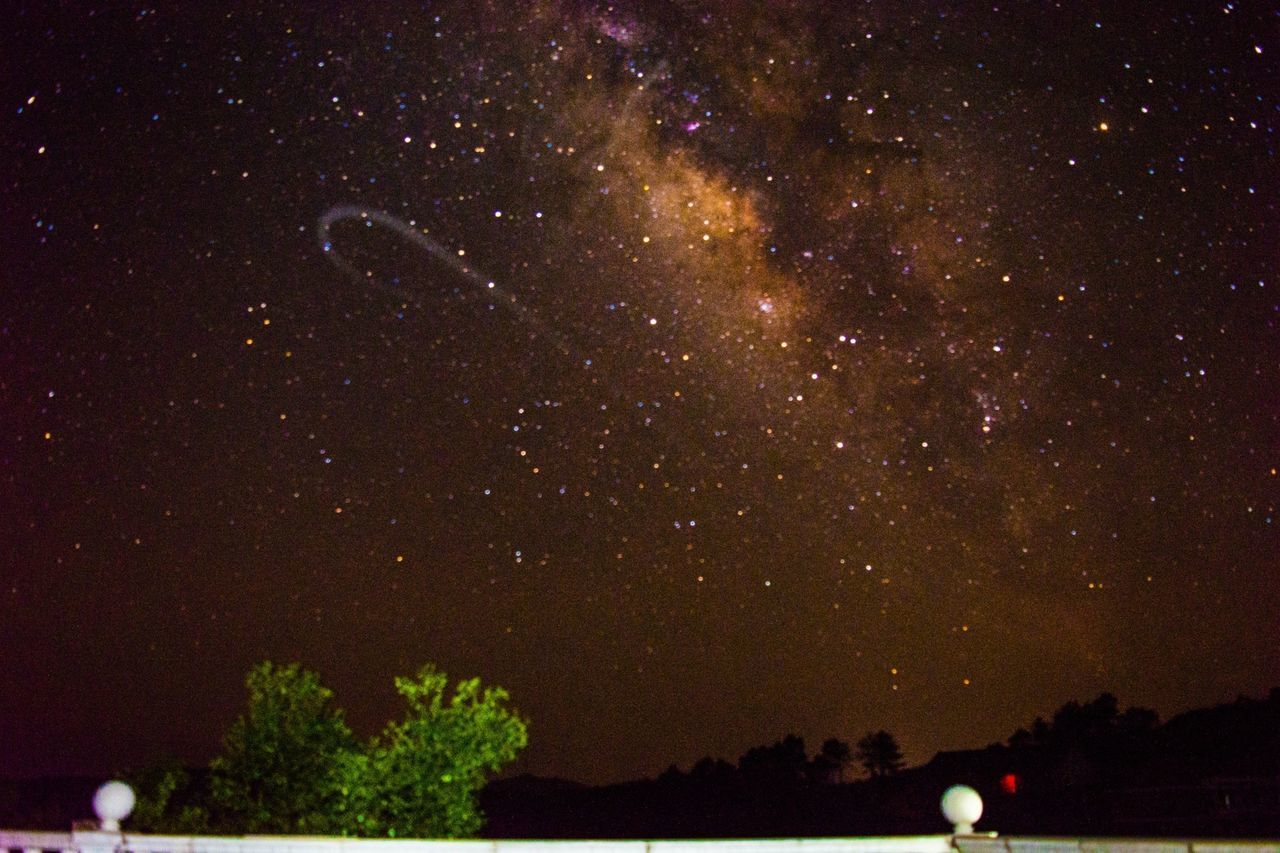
131 660 526 837
208 661 358 833
334 665 529 838
855 730 904 778
127 759 210 833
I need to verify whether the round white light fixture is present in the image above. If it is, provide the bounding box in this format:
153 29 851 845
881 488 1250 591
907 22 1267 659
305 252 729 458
93 780 136 831
940 784 983 834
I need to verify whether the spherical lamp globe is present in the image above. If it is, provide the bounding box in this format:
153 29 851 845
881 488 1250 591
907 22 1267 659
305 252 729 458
940 784 983 834
93 780 136 831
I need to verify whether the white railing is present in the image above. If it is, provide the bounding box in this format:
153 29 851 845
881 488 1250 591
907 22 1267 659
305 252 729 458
952 840 1280 853
6 783 1275 853
0 827 78 852
0 833 957 853
2 832 1279 853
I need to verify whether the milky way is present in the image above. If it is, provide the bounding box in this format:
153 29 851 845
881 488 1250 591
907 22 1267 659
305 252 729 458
3 0 1277 785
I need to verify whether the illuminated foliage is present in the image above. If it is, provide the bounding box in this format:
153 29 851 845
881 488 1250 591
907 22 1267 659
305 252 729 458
134 660 527 837
209 661 357 833
126 759 211 833
333 666 529 838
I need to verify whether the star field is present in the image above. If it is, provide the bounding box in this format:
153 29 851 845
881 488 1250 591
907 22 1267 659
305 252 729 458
3 1 1277 785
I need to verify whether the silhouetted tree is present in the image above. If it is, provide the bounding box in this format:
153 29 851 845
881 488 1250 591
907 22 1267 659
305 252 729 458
1008 692 1162 753
1032 716 1052 743
1050 692 1120 745
690 756 736 781
658 763 684 783
855 730 904 778
739 734 809 785
1117 705 1159 733
1008 726 1035 748
811 738 852 783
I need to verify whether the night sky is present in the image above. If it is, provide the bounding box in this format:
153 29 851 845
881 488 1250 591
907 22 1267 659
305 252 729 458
3 1 1277 787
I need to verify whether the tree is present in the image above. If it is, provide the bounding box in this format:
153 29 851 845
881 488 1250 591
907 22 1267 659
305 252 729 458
208 661 357 833
812 738 852 783
855 730 904 778
127 759 210 833
1049 692 1120 745
1117 705 1159 733
133 660 527 838
1006 694 1158 749
333 665 528 838
738 734 809 786
689 756 736 781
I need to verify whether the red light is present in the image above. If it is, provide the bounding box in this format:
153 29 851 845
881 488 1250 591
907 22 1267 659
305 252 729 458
1000 773 1019 794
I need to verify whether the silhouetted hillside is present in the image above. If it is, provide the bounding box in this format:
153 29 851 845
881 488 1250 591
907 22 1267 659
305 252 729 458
484 689 1280 838
7 689 1279 836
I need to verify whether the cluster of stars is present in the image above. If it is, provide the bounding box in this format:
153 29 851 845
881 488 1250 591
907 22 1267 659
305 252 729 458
3 0 1276 785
